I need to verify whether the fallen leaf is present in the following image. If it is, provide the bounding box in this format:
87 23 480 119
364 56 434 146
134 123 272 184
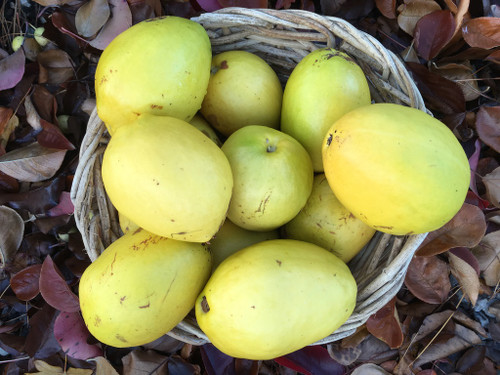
39 255 80 312
414 323 481 367
352 363 391 375
404 255 451 304
0 142 67 182
10 264 42 301
429 61 481 101
483 166 500 208
32 0 76 5
475 106 500 154
274 345 345 375
416 203 486 257
414 10 455 60
89 0 133 50
365 298 404 349
75 0 111 38
26 359 93 375
462 17 500 49
122 349 170 375
397 0 441 36
449 247 480 275
24 94 43 131
319 0 347 15
456 346 486 374
406 62 466 114
275 0 296 9
87 357 119 375
218 0 268 7
37 49 74 85
47 191 74 217
0 48 25 91
486 49 500 64
448 251 480 306
37 119 75 150
471 230 500 287
54 311 103 360
412 309 454 343
0 111 19 152
0 205 25 266
375 0 396 19
0 107 13 135
32 85 58 124
196 0 222 11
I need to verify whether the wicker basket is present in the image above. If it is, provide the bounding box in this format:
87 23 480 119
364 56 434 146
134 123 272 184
70 8 429 346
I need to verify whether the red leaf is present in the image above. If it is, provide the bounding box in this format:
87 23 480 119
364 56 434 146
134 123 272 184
462 17 500 49
365 298 404 349
414 10 455 60
47 191 74 217
416 203 487 257
53 311 103 360
196 0 222 11
274 345 345 375
39 255 80 312
37 119 75 150
0 49 25 91
475 106 500 153
406 62 465 114
486 50 500 64
376 0 396 19
10 264 42 301
405 255 451 304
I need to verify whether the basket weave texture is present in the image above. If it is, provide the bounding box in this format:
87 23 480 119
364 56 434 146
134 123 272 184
70 8 429 346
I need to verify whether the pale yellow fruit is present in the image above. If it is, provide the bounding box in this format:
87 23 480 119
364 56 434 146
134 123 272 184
95 16 211 135
281 48 371 171
79 228 212 348
201 50 283 136
283 174 376 262
189 113 222 146
102 114 233 242
209 219 280 270
196 239 357 360
322 103 470 235
118 211 140 234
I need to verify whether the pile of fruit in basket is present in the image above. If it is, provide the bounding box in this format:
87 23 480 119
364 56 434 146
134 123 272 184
78 15 470 360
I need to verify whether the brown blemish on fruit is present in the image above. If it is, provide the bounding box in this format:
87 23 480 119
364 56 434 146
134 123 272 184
326 133 333 146
276 259 282 266
316 222 323 228
139 302 150 309
133 227 143 235
255 193 271 214
251 305 256 309
115 334 128 343
373 225 394 230
201 296 210 313
220 60 228 69
94 315 101 327
150 104 164 110
120 296 126 304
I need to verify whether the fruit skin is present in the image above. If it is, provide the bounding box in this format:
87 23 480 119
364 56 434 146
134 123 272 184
283 174 376 262
189 113 222 146
221 125 314 231
322 103 471 235
201 50 283 136
102 114 233 242
209 219 280 270
118 211 139 234
79 228 212 348
280 47 371 172
95 16 211 135
195 239 357 360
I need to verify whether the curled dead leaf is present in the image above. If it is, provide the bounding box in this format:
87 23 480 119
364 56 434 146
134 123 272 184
375 0 396 19
0 205 24 267
448 251 480 306
429 61 481 101
414 10 455 60
352 363 391 375
37 49 74 85
0 48 25 91
482 166 500 208
416 203 486 257
0 108 19 151
397 0 441 36
471 230 500 287
475 106 500 154
89 0 133 50
365 298 404 349
75 0 111 38
0 142 67 182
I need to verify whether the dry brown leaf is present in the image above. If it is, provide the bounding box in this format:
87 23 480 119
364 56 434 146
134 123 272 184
414 9 455 60
412 310 454 343
352 363 391 375
413 323 482 367
366 298 404 349
429 61 480 101
24 94 43 131
397 0 441 36
37 49 74 85
87 357 119 375
404 255 451 304
0 142 67 182
375 0 396 19
448 252 480 306
0 205 24 267
31 0 75 5
122 349 169 375
25 359 93 375
476 106 500 154
0 109 19 151
453 310 488 338
89 0 133 50
471 230 500 286
416 203 486 257
483 166 500 208
462 17 500 49
75 0 111 38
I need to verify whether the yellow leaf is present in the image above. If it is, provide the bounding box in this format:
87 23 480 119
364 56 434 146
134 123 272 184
25 359 94 375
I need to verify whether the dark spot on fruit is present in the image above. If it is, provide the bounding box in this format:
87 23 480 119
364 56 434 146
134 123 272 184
373 225 394 230
139 302 150 309
133 228 142 235
120 296 126 304
220 60 228 69
326 134 333 146
251 305 256 309
133 112 141 116
276 259 282 266
116 334 128 342
316 222 322 228
94 315 101 327
201 296 210 313
170 219 175 222
151 104 163 110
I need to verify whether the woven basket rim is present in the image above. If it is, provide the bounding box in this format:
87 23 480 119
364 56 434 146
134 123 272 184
71 7 430 347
